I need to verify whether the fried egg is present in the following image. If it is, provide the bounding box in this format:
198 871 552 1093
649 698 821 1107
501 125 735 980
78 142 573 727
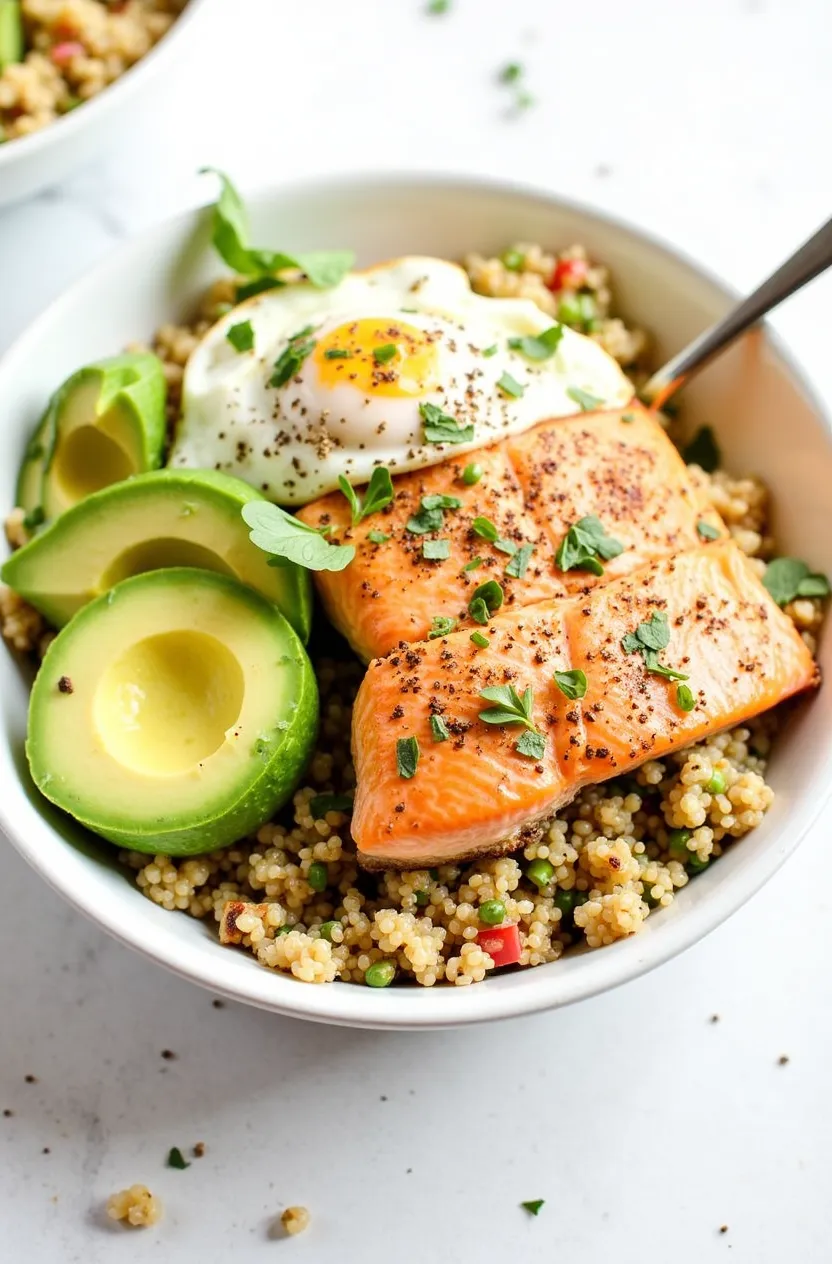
172 257 633 505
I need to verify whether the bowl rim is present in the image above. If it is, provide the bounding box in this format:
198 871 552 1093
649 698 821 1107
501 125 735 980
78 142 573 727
0 0 212 172
1 168 831 1029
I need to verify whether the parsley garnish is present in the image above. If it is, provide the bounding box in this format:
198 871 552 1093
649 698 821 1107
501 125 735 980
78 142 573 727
396 736 420 779
556 516 623 575
373 343 397 364
235 276 284 302
167 1147 190 1170
423 493 463 510
201 169 354 287
682 425 720 472
472 516 498 541
621 611 689 681
430 714 450 741
470 631 489 648
338 467 394 526
242 501 354 572
420 402 475 445
479 683 545 758
427 0 449 11
463 556 484 571
696 520 720 541
521 1200 545 1216
482 344 499 358
676 684 696 712
566 385 603 411
554 669 587 700
367 529 390 544
508 324 564 361
423 538 450 561
505 543 535 578
621 411 636 423
310 793 353 817
324 347 353 360
226 320 255 352
270 328 317 387
500 62 523 83
497 371 525 398
428 615 457 638
468 580 503 623
406 493 461 535
762 557 830 605
516 730 546 759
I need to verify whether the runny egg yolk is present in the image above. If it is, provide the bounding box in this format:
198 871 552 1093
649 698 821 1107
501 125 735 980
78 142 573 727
313 317 441 398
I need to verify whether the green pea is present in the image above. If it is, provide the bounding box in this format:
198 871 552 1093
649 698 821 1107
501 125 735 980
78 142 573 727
557 292 596 331
526 858 555 889
687 854 711 874
706 770 727 796
414 889 430 907
462 462 484 486
365 960 396 988
553 889 588 917
667 828 692 861
479 899 506 926
275 925 293 936
307 862 328 892
319 920 338 941
640 882 660 909
502 248 526 272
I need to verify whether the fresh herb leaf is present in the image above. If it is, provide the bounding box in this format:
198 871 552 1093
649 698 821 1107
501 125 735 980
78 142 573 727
339 467 395 526
420 401 475 445
338 475 361 523
242 501 355 572
497 371 525 398
167 1147 190 1170
516 730 546 759
521 1200 545 1216
423 538 451 560
479 683 535 729
427 0 449 11
310 793 353 817
494 537 517 556
421 493 462 511
505 543 535 578
631 611 670 652
472 516 498 541
470 631 489 648
508 324 564 361
235 276 284 302
226 320 255 352
554 669 587 700
566 385 603 411
556 515 623 575
200 169 354 286
762 557 831 606
367 529 390 544
682 425 720 472
324 347 353 360
269 330 316 387
468 580 503 623
428 615 458 638
373 343 398 364
676 684 696 712
396 736 420 779
406 493 460 534
463 556 484 571
482 344 499 358
621 612 689 682
515 90 535 110
696 520 720 541
500 62 523 83
621 411 636 423
430 714 450 741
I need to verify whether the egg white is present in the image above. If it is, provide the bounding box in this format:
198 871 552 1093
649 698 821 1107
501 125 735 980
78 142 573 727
171 257 633 505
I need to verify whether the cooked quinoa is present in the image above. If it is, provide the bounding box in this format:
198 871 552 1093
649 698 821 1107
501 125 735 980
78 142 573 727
106 1183 162 1227
280 1206 310 1237
1 240 825 989
0 0 187 144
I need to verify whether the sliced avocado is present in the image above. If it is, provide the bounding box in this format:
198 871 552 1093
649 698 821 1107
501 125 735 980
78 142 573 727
17 353 167 524
27 568 318 856
2 468 312 641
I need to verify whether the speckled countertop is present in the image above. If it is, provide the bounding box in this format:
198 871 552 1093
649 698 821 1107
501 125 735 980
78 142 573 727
1 1 831 1259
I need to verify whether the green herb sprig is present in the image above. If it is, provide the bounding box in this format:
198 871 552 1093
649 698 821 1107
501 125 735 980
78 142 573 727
338 466 394 526
622 611 689 681
242 501 354 572
556 515 623 576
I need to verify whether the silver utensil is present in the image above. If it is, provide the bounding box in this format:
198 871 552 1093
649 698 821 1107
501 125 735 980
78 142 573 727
642 215 832 408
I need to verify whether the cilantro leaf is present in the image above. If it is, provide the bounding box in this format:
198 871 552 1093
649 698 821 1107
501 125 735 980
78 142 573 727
633 610 670 652
696 519 720 541
406 493 460 535
479 683 536 730
762 557 830 606
553 669 587 700
497 371 525 398
621 612 688 682
505 543 535 578
428 615 457 638
508 324 564 361
468 580 503 623
396 736 420 779
472 516 498 541
566 386 603 411
682 425 720 472
515 730 546 759
242 501 355 572
556 516 623 575
167 1147 190 1170
226 320 255 352
423 538 450 560
430 714 450 741
521 1199 545 1216
421 493 462 511
420 402 475 445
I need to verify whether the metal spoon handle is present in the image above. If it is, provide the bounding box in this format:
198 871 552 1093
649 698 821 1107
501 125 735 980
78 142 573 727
643 214 832 408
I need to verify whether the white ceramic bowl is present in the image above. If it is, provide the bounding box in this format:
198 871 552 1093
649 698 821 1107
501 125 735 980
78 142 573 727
1 174 830 1028
0 0 212 207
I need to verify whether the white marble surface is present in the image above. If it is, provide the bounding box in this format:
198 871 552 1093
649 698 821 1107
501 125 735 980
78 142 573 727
1 0 831 1259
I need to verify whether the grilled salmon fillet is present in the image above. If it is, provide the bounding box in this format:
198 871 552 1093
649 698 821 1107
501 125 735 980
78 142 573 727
352 541 818 868
298 404 724 661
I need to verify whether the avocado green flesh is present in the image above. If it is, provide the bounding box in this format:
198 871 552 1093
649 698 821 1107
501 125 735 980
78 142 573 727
27 568 318 856
18 354 167 524
2 468 312 642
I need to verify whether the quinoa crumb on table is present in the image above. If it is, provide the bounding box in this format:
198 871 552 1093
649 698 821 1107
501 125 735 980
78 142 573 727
1 240 825 989
0 0 187 144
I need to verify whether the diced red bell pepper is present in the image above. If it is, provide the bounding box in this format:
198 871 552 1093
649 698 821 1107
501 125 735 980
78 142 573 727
549 256 588 293
477 923 522 968
51 41 84 67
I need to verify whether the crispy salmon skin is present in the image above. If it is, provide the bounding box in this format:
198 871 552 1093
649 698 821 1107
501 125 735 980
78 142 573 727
299 404 723 661
352 542 818 868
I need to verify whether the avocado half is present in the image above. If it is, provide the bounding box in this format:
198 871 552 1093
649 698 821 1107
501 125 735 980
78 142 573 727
2 468 312 642
27 568 319 856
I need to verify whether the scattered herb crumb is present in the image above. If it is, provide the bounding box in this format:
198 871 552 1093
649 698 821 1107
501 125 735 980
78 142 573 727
709 1013 720 1024
430 715 450 743
521 1199 545 1216
426 0 449 11
167 1147 190 1170
396 736 420 779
